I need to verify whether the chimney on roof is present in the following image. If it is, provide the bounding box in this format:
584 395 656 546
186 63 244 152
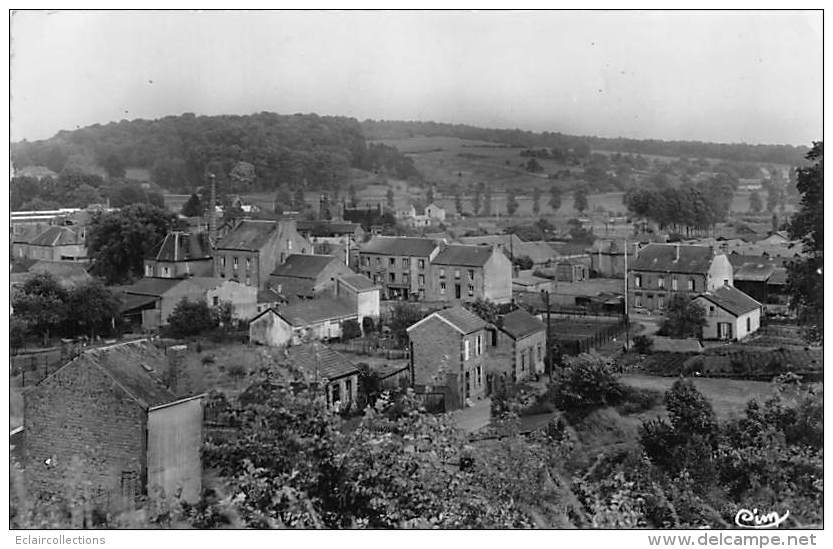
165 344 188 396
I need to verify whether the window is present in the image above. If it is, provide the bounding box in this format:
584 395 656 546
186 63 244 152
345 379 352 402
468 269 475 279
468 284 474 297
440 281 446 294
658 296 665 309
212 296 219 306
476 335 482 356
287 239 293 250
634 275 642 288
389 272 396 283
121 471 139 499
221 256 226 268
463 339 470 361
162 266 170 277
537 343 542 362
376 257 382 267
233 256 238 269
418 274 425 287
245 258 251 270
688 278 695 291
671 277 678 291
658 276 665 289
245 276 251 286
418 259 425 269
439 268 446 278
362 256 369 267
521 351 527 372
746 317 751 331
477 365 482 386
389 258 396 267
709 305 715 315
634 294 642 307
724 279 729 286
403 258 410 268
331 383 341 406
145 264 153 277
403 273 409 284
455 269 460 279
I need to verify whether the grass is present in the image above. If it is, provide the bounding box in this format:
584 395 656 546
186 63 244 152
617 374 778 421
178 342 294 397
10 376 24 430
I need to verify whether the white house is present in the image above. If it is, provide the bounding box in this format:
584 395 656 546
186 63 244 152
693 285 762 341
424 203 446 223
333 274 380 330
248 298 357 347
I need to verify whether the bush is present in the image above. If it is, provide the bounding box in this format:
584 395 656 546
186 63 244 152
226 363 247 379
617 386 663 415
166 298 217 338
548 354 624 413
341 319 362 341
632 335 653 355
361 316 376 334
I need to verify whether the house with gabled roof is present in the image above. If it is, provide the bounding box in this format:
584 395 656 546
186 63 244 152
629 243 733 313
116 278 206 330
214 218 311 289
248 298 358 348
407 306 488 409
143 231 213 279
24 340 203 504
693 285 762 341
334 273 380 329
428 244 512 304
358 236 440 300
22 225 87 262
282 343 360 410
489 309 546 383
267 254 352 303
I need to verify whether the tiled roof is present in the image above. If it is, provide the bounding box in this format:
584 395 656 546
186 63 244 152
337 273 377 292
271 254 338 279
121 277 188 297
499 309 545 340
727 253 786 269
284 343 359 381
296 221 362 237
216 219 277 251
768 268 788 285
432 244 493 267
270 277 316 300
360 236 438 257
697 285 762 317
146 231 212 262
458 233 525 252
631 244 715 274
44 340 179 409
29 226 83 247
277 297 356 326
433 306 487 334
187 277 229 291
118 293 159 313
522 241 558 263
26 261 93 287
257 288 283 303
734 262 776 282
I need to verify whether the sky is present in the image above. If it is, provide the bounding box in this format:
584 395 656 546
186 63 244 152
10 10 823 145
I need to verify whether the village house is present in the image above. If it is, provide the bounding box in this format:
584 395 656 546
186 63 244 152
587 239 638 278
427 244 512 304
213 218 311 288
458 233 526 261
143 231 213 279
188 277 259 321
628 243 733 313
117 278 206 331
693 285 762 341
248 298 357 348
283 343 360 410
512 270 554 294
333 273 380 330
11 261 93 290
424 202 446 223
407 306 489 410
23 340 203 504
296 220 365 267
17 225 87 262
488 308 546 386
358 236 440 300
256 287 283 316
267 254 352 303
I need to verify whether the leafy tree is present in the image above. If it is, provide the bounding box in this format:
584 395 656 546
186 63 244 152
348 184 358 208
386 302 426 347
547 354 624 414
573 188 589 214
748 190 762 214
482 185 492 216
786 141 823 343
341 319 362 341
101 153 126 179
181 193 203 217
454 190 463 214
87 204 177 284
660 294 705 339
525 158 543 173
548 185 562 211
12 273 68 345
506 190 518 215
532 187 541 215
166 298 217 338
426 186 435 204
512 255 533 270
386 187 394 209
471 183 484 215
65 280 120 338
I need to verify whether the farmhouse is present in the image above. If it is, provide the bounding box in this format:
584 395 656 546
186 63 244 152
428 244 512 304
489 308 546 383
693 285 762 341
628 243 733 313
283 344 360 410
407 306 488 410
116 278 206 331
143 231 213 279
248 298 357 348
213 218 311 288
267 254 352 303
358 236 440 300
24 340 203 504
19 225 87 262
188 277 259 321
11 261 93 290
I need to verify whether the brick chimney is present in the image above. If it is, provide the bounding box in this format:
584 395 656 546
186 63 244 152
166 344 188 396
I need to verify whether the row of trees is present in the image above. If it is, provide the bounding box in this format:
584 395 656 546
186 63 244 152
10 173 167 211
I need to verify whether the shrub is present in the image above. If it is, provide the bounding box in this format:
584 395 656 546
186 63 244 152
226 363 247 379
341 319 362 341
361 316 376 334
617 386 663 415
166 298 217 338
548 354 624 413
632 335 653 355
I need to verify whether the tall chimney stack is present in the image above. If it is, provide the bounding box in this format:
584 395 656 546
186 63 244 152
208 173 217 245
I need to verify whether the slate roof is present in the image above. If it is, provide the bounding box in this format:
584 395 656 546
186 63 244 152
29 226 83 247
146 231 212 262
277 298 356 326
631 244 715 274
187 277 228 291
360 236 438 257
217 220 277 251
734 262 776 282
257 288 283 303
696 285 762 317
432 306 487 334
271 254 338 279
296 221 362 237
432 244 493 267
42 340 180 409
118 293 159 313
338 273 377 291
121 277 188 297
499 309 545 340
727 253 786 269
768 268 788 286
284 344 360 381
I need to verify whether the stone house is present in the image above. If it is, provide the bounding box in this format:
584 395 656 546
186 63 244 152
248 298 358 348
189 277 259 321
358 236 440 300
23 340 203 504
588 239 638 278
283 344 360 411
143 231 213 279
267 254 352 303
20 226 87 262
117 278 207 331
628 243 733 313
693 285 762 341
213 219 311 288
488 309 547 384
407 306 488 410
428 244 512 304
333 273 380 330
296 220 365 267
424 203 446 223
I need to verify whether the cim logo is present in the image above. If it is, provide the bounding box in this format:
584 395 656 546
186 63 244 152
735 508 790 529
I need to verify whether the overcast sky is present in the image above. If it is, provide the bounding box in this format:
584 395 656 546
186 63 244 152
10 10 822 145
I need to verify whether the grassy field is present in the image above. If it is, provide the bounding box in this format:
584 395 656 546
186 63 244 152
618 374 779 421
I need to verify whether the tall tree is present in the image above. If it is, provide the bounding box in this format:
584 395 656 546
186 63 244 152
660 294 706 339
66 280 120 338
472 183 483 215
549 185 562 212
454 190 463 214
483 185 492 216
532 187 541 215
573 188 589 214
181 193 203 217
386 187 395 210
506 190 518 216
12 273 68 345
748 190 762 214
87 204 177 284
786 141 823 343
348 184 358 208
